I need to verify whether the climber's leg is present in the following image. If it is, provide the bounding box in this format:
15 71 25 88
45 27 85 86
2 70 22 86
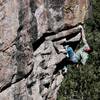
63 65 68 73
76 46 89 65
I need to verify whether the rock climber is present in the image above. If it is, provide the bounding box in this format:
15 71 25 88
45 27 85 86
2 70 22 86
66 25 92 65
65 25 92 65
65 45 92 65
63 45 92 74
63 25 92 73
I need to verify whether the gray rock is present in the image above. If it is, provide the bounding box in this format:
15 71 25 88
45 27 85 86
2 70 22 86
0 0 91 100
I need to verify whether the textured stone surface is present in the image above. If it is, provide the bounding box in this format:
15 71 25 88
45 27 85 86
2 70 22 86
0 0 91 100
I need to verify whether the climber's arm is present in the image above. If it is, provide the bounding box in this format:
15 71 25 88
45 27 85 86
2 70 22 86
78 25 90 48
79 25 87 45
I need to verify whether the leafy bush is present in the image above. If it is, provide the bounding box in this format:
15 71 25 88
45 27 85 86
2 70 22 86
57 0 100 99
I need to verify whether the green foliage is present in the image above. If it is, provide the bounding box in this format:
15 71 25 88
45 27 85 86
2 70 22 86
57 0 100 99
92 0 100 30
57 32 100 100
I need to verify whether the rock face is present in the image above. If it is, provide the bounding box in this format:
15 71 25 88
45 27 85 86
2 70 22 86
0 0 91 100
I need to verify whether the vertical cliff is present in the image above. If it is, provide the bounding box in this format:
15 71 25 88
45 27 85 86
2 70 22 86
0 0 91 100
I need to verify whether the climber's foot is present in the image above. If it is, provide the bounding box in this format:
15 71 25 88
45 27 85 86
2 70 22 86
76 64 79 68
62 66 68 75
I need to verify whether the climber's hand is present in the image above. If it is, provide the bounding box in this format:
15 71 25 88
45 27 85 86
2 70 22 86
76 64 79 68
